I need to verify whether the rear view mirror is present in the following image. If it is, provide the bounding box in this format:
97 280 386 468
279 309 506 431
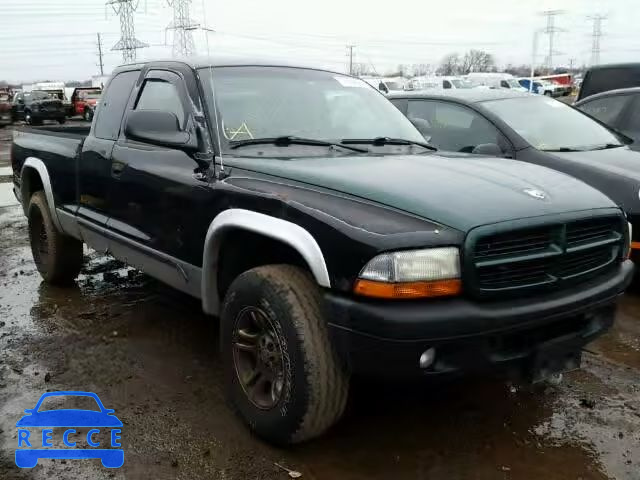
125 110 197 150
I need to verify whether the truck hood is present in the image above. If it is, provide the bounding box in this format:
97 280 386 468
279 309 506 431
229 152 616 232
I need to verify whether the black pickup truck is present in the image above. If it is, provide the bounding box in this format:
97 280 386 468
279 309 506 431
11 58 634 444
12 90 66 125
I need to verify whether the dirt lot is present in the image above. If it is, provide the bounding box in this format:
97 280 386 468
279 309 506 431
0 123 639 480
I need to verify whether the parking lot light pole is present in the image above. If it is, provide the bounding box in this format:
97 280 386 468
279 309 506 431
529 30 541 93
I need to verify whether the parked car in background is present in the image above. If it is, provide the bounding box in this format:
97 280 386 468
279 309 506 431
69 87 102 121
518 78 563 96
538 73 573 96
11 58 634 444
405 76 442 91
389 89 640 256
575 87 640 147
361 76 405 94
12 90 66 125
467 73 527 91
577 63 640 102
440 76 474 89
0 91 12 128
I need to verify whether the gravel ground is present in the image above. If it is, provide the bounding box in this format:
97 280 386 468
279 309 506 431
0 122 639 480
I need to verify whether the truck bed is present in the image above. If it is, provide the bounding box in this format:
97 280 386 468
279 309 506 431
11 124 90 208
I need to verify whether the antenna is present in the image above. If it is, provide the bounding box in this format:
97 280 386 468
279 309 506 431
166 0 199 57
106 0 149 63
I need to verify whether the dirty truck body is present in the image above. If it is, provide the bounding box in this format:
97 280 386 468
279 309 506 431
10 58 634 444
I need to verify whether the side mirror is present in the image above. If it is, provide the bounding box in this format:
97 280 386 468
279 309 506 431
24 409 34 414
472 143 503 156
125 110 197 150
379 83 389 94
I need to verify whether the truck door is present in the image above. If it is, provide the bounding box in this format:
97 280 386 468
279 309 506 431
107 67 214 269
77 70 139 230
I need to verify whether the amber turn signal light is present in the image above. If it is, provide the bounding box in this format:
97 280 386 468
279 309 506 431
353 279 462 299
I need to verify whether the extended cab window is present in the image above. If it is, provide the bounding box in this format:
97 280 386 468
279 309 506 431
94 70 139 141
135 79 185 128
579 95 629 126
407 100 508 153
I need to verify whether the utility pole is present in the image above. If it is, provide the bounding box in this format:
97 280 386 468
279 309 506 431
167 0 199 57
540 10 565 71
588 14 607 66
107 0 148 63
346 45 355 75
96 33 105 76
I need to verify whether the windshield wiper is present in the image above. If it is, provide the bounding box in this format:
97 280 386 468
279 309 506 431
542 143 624 153
341 137 437 151
589 143 624 151
229 136 368 153
541 147 584 152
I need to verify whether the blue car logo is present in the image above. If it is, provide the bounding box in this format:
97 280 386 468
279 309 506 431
15 391 123 468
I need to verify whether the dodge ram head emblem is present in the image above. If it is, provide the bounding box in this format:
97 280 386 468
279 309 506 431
523 188 547 200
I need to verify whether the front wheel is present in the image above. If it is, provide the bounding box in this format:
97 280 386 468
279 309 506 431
57 117 66 124
221 264 349 444
28 191 83 284
544 91 552 96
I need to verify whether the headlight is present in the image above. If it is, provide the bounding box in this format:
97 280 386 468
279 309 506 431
354 247 461 299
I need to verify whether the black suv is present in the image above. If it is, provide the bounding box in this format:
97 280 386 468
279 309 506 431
12 90 66 125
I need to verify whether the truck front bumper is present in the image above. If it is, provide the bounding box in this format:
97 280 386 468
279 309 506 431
325 260 634 378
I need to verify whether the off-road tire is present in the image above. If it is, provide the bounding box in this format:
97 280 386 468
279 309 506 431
28 191 83 284
221 264 349 444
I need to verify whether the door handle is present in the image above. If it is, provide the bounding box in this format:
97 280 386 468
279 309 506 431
111 161 126 177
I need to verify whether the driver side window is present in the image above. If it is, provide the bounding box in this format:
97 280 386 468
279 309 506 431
407 100 510 154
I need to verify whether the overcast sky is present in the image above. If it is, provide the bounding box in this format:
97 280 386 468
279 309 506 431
1 0 639 83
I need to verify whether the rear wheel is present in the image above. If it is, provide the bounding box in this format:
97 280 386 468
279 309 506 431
24 110 33 125
28 191 83 284
221 264 349 444
57 117 66 124
544 91 552 96
84 108 93 122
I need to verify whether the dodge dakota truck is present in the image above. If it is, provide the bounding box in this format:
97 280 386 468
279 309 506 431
11 58 634 445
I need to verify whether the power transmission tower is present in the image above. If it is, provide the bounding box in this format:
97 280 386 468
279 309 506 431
346 45 355 75
588 14 607 66
96 33 105 76
540 10 565 70
107 0 148 63
167 0 199 57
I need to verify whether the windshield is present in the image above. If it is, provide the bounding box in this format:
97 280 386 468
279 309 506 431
200 66 424 153
28 91 52 100
451 79 473 89
482 96 622 151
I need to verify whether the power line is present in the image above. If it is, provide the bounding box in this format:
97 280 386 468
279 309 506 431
540 9 565 70
106 0 148 63
588 14 607 66
166 0 198 57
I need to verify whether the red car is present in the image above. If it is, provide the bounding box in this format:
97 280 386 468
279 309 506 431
69 87 101 121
